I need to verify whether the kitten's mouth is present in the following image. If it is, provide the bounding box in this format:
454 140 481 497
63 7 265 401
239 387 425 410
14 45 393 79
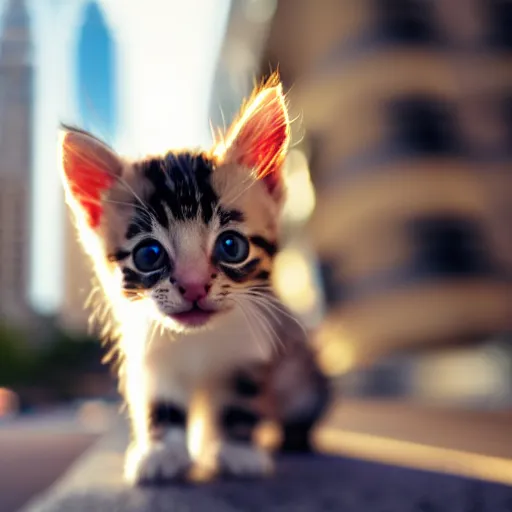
169 303 216 327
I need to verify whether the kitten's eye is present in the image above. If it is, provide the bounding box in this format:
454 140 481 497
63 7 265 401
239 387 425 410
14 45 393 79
132 240 167 272
214 231 250 265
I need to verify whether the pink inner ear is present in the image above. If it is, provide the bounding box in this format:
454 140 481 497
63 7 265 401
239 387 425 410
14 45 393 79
229 86 290 195
237 117 288 194
63 138 116 228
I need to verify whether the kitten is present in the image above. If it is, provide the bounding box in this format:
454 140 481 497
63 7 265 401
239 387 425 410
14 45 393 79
59 76 331 484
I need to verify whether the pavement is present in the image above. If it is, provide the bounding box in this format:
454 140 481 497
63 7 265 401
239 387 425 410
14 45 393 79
18 400 512 512
0 402 117 512
0 430 97 512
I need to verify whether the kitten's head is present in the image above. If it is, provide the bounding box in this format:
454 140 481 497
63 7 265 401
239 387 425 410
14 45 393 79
59 76 290 331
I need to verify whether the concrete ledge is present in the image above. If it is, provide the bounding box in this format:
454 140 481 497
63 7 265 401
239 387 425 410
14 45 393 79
21 405 512 511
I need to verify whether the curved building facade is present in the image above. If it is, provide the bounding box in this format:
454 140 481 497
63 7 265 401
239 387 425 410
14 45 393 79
260 0 512 364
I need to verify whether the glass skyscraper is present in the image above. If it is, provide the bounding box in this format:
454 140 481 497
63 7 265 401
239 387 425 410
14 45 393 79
76 0 116 142
61 0 117 332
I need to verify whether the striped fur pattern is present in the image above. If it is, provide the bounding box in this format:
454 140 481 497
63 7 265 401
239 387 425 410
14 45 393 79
59 76 330 484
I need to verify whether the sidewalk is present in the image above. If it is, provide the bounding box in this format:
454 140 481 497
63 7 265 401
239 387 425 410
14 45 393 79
21 401 512 512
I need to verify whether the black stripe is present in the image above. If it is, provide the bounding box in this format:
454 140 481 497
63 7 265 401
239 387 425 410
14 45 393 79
107 250 130 262
150 402 187 428
233 372 262 398
143 152 219 225
125 208 153 239
124 152 219 240
221 406 260 443
219 208 245 226
250 236 278 257
255 270 270 281
220 258 261 283
126 223 142 239
121 267 165 289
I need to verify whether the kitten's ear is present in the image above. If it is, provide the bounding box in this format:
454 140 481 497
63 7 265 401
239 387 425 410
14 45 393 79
59 125 122 229
222 78 290 202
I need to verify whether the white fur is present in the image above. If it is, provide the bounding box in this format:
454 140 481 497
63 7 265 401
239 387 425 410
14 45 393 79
144 307 273 386
121 304 274 483
199 440 274 477
124 430 191 484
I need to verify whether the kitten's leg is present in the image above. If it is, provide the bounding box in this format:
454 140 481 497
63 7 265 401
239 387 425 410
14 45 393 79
123 364 192 485
199 367 273 478
272 344 332 453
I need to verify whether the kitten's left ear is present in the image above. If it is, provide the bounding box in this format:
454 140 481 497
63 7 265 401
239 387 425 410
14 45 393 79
222 79 290 203
59 125 123 229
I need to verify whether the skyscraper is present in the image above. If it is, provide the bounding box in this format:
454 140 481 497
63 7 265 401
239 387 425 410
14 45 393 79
76 0 116 143
0 0 33 324
60 0 116 332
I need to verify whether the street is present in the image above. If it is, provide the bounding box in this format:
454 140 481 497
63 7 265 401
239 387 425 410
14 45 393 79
0 429 97 512
0 405 110 512
15 399 512 512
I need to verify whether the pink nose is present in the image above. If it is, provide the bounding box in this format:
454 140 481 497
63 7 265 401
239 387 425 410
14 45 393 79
177 280 211 302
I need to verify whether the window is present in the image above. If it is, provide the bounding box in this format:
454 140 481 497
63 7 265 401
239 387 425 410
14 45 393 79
318 258 346 306
375 0 437 44
502 93 512 146
487 0 512 49
388 96 458 155
408 216 493 277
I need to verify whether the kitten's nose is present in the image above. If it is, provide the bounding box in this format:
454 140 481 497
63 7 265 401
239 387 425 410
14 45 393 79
177 279 211 302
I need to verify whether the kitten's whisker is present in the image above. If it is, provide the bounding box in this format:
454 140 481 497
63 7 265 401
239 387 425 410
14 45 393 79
242 296 281 327
239 292 282 322
232 298 260 351
112 172 147 210
236 295 282 353
244 290 308 339
64 181 151 222
247 302 280 351
228 297 266 356
248 289 302 318
102 197 149 213
240 299 275 352
222 174 258 207
238 300 268 356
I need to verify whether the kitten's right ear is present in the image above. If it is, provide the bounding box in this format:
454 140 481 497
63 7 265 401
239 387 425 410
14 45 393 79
59 125 122 229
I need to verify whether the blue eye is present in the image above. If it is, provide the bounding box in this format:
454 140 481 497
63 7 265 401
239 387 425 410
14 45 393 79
132 240 167 272
215 231 250 264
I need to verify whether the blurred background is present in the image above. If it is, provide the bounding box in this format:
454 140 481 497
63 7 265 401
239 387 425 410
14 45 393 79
0 0 511 509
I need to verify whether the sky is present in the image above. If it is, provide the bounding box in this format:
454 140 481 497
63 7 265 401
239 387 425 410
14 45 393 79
0 0 232 314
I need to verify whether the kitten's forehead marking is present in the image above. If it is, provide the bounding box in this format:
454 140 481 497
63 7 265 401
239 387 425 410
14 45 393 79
120 152 220 242
142 152 219 225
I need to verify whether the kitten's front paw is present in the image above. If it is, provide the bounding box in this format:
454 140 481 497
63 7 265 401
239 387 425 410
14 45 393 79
201 441 274 478
124 436 191 485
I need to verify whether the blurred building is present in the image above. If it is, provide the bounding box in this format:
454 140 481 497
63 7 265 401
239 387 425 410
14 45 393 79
0 0 34 324
253 0 512 367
